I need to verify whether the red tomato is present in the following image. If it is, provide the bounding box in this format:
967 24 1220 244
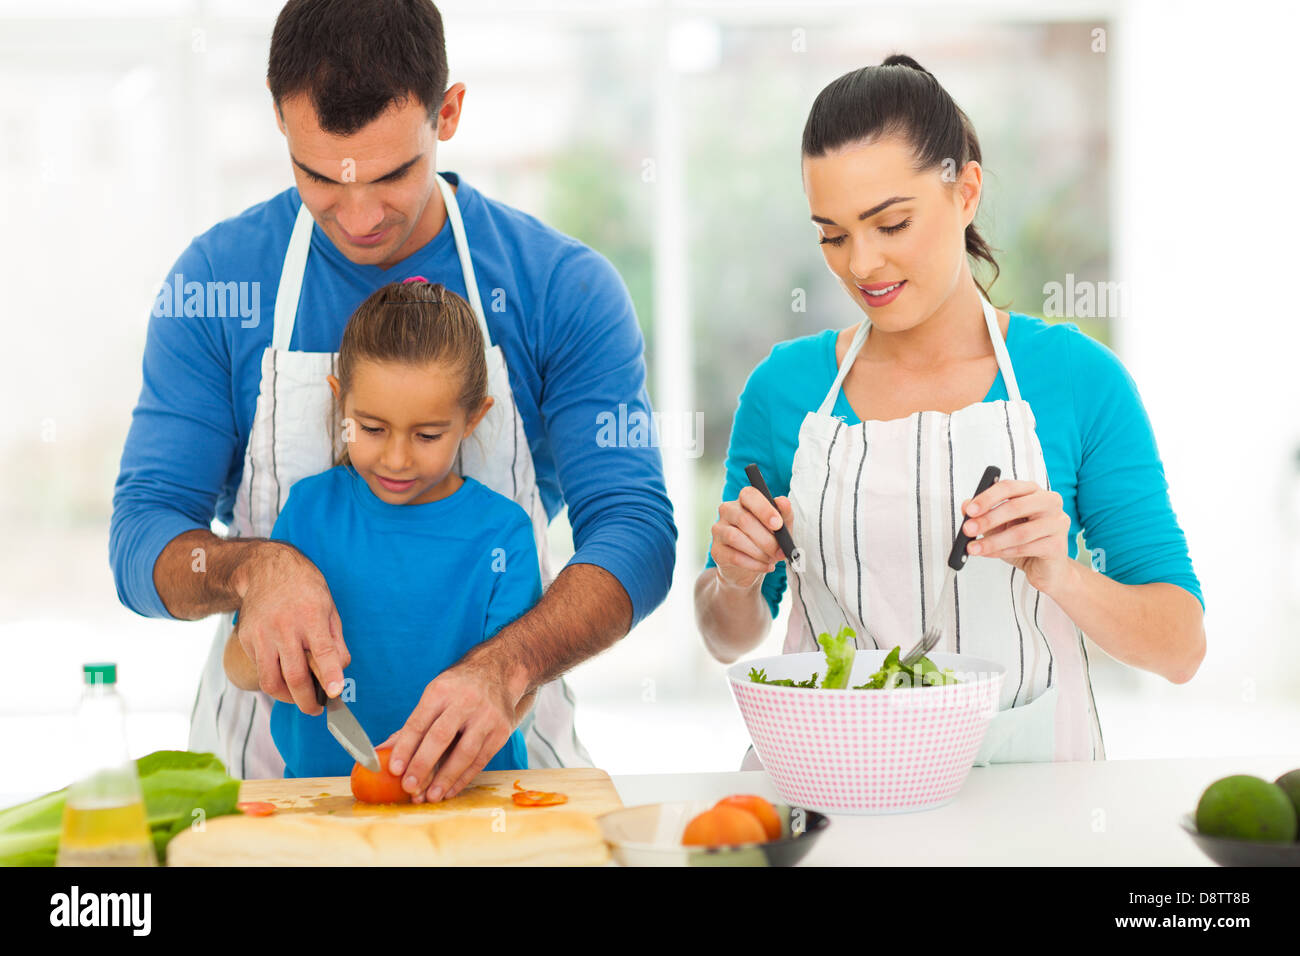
236 801 276 817
350 746 412 804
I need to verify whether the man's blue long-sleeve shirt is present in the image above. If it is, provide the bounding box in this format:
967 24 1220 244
110 174 676 628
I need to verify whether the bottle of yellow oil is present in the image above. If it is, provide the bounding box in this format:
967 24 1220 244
55 663 156 867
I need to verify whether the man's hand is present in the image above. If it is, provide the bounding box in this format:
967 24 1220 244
232 541 350 715
375 563 632 801
380 652 523 803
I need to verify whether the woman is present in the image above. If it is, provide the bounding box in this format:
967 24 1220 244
694 54 1205 767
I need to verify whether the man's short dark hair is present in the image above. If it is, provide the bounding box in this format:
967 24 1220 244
268 0 448 135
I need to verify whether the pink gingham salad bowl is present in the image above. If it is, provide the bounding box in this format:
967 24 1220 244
728 649 1005 815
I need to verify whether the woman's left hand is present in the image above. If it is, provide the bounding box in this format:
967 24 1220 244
960 479 1074 595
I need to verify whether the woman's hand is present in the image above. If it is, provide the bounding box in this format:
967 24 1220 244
709 487 795 590
960 479 1074 595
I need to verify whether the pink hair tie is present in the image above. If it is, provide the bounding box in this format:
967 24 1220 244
402 275 428 284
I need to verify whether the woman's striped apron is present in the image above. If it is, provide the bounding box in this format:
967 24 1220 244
742 294 1105 768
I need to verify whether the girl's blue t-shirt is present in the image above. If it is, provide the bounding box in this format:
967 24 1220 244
261 466 541 777
705 312 1204 618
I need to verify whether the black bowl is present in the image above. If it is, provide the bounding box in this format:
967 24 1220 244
1180 813 1300 866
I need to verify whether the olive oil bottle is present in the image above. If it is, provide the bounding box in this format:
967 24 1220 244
55 663 156 867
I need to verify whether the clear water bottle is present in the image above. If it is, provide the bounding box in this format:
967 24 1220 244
55 663 156 867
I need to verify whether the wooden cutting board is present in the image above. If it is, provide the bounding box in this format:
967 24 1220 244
237 767 623 820
167 768 622 866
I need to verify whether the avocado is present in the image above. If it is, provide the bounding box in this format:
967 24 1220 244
1274 769 1300 837
1196 774 1298 843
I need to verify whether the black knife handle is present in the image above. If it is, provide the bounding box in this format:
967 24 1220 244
744 464 798 562
949 465 1002 571
310 669 327 708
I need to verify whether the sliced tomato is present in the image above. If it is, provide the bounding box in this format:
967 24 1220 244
511 777 568 806
237 801 277 817
512 789 568 807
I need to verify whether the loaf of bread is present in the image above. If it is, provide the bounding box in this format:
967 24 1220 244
167 809 610 866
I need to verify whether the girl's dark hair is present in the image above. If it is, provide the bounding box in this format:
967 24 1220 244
331 281 487 468
802 53 1003 306
268 0 448 136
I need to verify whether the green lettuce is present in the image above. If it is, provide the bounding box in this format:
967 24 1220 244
853 646 961 689
746 632 960 691
747 667 820 688
0 750 242 867
818 627 857 689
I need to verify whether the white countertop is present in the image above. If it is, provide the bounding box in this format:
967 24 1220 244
609 753 1300 865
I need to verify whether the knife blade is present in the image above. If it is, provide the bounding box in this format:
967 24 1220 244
311 670 380 772
899 464 1001 667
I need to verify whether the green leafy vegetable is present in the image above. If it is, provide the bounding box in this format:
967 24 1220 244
0 750 242 867
853 646 961 689
747 632 960 691
747 666 820 688
818 626 857 689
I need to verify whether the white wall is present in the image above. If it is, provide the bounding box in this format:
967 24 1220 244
1111 0 1300 732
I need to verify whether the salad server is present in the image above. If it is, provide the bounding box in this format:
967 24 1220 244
899 465 1001 667
744 463 875 648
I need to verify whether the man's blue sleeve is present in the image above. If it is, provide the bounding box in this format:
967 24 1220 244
1068 326 1205 612
485 508 545 640
538 247 676 629
703 356 789 619
109 243 241 619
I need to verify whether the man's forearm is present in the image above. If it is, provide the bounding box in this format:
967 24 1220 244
462 562 633 701
152 528 267 620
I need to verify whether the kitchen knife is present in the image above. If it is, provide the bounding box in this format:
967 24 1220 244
899 464 1001 667
743 463 870 648
311 670 380 772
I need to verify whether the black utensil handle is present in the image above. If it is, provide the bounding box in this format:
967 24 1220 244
949 465 1002 570
311 669 327 708
744 463 798 561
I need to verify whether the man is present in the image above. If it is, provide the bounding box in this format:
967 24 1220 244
109 0 676 801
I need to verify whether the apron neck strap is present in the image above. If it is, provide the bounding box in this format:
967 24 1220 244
270 173 492 352
981 294 1021 402
271 200 316 352
816 293 1021 417
433 173 492 344
817 320 869 417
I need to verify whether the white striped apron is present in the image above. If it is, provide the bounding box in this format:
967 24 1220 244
742 295 1105 768
188 174 592 777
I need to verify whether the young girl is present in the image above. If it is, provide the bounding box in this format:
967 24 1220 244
223 278 542 777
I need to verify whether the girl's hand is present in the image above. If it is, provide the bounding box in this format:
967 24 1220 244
960 479 1074 595
709 488 794 590
222 627 261 692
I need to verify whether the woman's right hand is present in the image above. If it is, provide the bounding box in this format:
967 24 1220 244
709 487 795 590
230 541 351 716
